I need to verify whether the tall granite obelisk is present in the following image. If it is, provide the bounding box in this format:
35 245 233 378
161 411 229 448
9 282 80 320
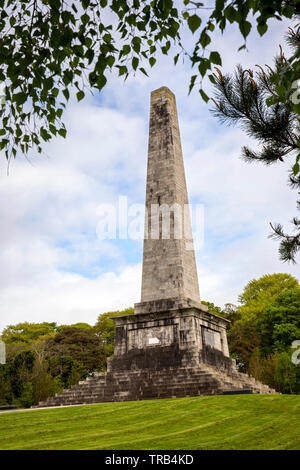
110 86 230 370
140 86 200 307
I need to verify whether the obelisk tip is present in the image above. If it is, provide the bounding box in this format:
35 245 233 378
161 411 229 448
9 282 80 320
151 86 175 100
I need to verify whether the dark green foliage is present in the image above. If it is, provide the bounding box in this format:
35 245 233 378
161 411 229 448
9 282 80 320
274 349 300 394
0 311 133 406
211 25 300 262
248 348 300 394
9 350 35 396
228 273 300 392
0 1 299 159
228 321 261 371
0 364 13 405
17 382 34 409
212 63 299 166
93 307 134 358
46 354 84 388
12 349 35 371
44 327 106 374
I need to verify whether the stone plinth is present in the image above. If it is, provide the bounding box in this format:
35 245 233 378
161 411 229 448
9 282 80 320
108 307 231 373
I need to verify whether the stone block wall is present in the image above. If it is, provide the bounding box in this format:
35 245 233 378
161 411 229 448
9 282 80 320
109 307 231 372
141 87 200 304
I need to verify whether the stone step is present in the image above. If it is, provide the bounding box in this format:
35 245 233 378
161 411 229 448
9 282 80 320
36 362 278 408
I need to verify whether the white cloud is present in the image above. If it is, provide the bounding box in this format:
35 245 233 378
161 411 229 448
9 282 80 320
0 104 146 331
0 264 141 328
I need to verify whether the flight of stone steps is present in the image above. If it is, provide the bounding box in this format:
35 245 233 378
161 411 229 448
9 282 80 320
35 363 277 408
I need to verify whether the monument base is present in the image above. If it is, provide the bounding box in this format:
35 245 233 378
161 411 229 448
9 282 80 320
108 306 232 373
35 307 278 408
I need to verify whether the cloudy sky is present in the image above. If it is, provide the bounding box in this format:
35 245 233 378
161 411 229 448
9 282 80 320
0 10 299 333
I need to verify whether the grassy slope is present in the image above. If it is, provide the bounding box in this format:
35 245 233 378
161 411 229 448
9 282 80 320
0 395 299 450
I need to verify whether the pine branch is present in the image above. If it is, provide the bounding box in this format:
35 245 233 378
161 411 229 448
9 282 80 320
211 26 300 263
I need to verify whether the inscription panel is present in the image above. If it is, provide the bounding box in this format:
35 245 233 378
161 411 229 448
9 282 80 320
128 325 175 350
202 327 222 351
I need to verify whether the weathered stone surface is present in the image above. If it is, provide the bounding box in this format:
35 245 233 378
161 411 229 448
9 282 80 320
110 308 230 370
140 86 201 306
134 297 208 314
35 362 277 408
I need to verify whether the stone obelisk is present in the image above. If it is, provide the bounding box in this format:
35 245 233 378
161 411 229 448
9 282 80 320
140 86 200 306
135 86 206 315
34 85 277 409
36 86 277 409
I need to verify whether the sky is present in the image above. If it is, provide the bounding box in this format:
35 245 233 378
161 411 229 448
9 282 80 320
0 10 299 333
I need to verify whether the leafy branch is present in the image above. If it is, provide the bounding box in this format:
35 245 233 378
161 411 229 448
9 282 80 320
0 1 299 159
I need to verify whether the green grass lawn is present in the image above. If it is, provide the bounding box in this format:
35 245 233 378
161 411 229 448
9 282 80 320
0 395 299 450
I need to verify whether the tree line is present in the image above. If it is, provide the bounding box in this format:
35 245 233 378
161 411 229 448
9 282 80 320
0 308 134 407
0 274 299 407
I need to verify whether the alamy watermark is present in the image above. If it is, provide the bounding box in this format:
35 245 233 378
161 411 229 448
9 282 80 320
0 340 5 365
95 196 204 251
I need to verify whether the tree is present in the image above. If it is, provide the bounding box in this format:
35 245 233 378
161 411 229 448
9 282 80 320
227 274 300 394
223 302 240 323
56 322 92 333
8 349 35 398
248 348 300 393
274 349 300 393
228 273 299 369
239 273 298 305
0 321 108 406
228 321 261 371
0 364 13 405
202 300 225 317
261 287 300 353
211 23 300 262
44 326 106 373
0 1 299 160
1 322 58 344
17 382 34 408
236 273 298 326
